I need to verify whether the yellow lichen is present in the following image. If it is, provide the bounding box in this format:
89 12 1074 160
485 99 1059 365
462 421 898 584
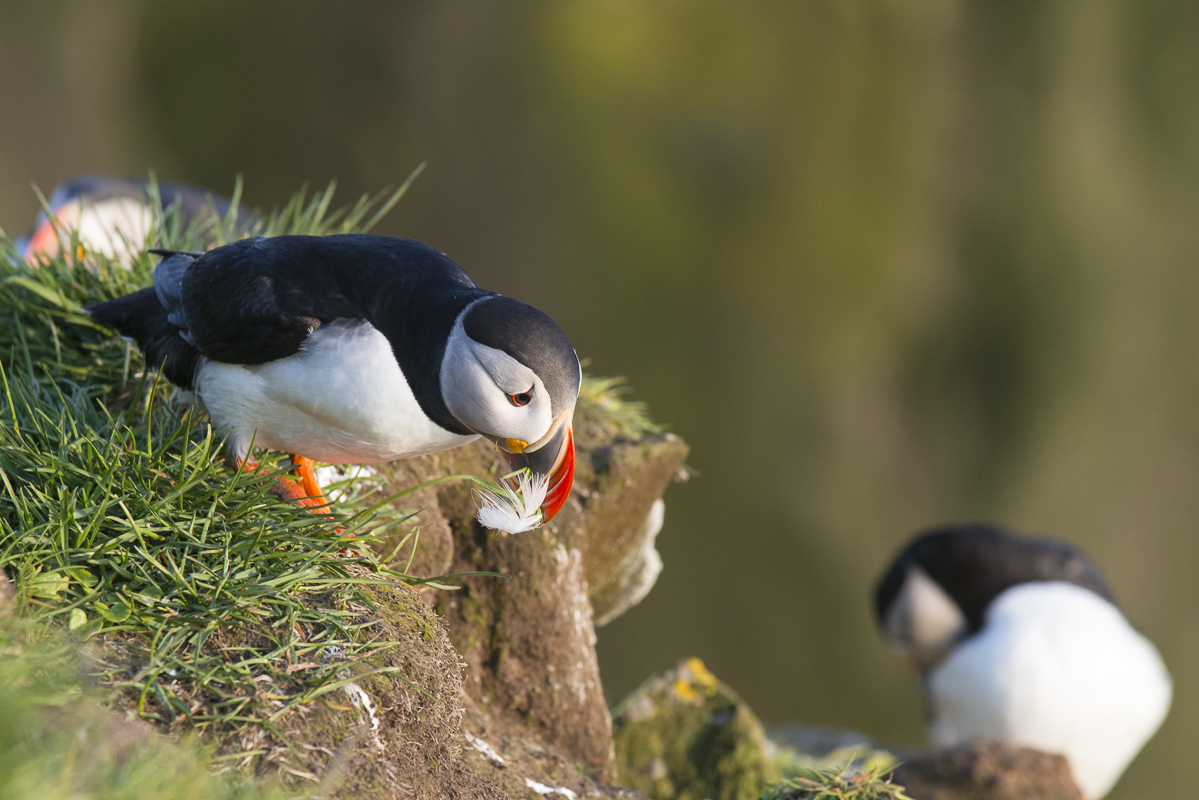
682 658 718 693
673 678 698 702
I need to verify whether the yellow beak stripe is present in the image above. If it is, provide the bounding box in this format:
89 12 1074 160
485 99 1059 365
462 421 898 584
504 438 529 454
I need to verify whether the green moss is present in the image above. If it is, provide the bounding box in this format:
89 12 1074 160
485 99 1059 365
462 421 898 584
612 658 779 800
364 584 435 643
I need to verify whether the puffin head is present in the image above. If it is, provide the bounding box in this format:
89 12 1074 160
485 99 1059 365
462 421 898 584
873 523 1117 673
440 295 580 521
876 561 968 672
22 176 154 265
20 175 247 266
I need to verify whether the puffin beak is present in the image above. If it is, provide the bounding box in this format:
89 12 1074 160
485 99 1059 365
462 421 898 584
24 202 81 264
500 411 575 522
24 217 62 262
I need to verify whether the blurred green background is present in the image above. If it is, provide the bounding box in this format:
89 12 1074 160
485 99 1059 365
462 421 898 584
2 1 1197 796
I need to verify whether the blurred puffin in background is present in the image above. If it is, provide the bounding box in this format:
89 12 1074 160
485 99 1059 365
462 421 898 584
17 175 247 266
874 524 1171 799
89 234 579 521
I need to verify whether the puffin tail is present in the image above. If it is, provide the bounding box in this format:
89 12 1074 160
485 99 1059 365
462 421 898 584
89 287 202 389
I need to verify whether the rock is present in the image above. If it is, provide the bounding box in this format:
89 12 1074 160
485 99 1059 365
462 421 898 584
81 381 684 798
570 431 687 627
891 740 1084 800
364 425 687 783
611 657 778 800
592 498 665 627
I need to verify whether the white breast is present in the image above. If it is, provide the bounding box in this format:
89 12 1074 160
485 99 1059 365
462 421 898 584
194 319 477 463
926 582 1172 799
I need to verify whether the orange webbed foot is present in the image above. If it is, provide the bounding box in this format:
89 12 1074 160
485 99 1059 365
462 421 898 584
233 453 345 534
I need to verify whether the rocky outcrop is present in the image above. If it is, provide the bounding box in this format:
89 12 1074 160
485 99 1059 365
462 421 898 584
611 658 1086 800
353 422 687 792
611 658 779 800
142 410 689 798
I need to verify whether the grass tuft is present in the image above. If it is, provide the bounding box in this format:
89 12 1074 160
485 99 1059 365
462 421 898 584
0 173 445 761
576 373 662 438
761 760 912 800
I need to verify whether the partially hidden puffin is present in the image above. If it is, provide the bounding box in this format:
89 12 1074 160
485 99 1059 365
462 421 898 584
874 524 1171 799
19 175 246 265
89 234 579 522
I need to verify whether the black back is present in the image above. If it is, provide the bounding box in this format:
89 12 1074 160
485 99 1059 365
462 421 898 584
91 234 492 433
873 524 1116 634
463 296 580 416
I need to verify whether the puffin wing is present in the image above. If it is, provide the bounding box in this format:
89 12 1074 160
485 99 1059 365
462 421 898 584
91 234 482 395
178 235 408 365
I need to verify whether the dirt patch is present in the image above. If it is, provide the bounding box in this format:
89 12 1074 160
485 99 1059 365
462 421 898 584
283 582 496 799
102 578 499 799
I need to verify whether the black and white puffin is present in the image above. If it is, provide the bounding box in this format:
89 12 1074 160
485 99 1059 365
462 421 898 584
18 175 245 265
874 524 1171 799
88 234 579 521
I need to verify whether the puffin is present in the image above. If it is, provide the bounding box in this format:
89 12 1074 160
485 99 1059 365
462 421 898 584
88 234 579 521
874 524 1172 799
18 175 246 265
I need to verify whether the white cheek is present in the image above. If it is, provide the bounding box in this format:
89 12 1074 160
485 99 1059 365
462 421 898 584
440 320 554 442
441 351 500 432
445 366 551 441
507 395 552 443
884 566 967 664
76 199 154 262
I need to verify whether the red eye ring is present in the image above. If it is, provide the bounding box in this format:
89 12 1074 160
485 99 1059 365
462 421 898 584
509 392 532 407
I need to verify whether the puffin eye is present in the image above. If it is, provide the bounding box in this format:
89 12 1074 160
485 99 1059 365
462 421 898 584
508 391 532 407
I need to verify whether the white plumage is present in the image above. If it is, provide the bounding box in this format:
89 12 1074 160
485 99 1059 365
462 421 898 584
195 319 477 464
926 581 1172 799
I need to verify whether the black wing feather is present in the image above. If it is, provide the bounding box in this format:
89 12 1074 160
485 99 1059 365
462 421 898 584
88 287 202 389
91 234 489 434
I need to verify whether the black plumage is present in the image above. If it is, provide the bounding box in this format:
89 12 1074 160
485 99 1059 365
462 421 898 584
88 234 584 436
89 287 203 389
873 523 1116 634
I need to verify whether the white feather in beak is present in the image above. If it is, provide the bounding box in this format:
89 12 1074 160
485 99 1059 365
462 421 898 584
474 469 549 534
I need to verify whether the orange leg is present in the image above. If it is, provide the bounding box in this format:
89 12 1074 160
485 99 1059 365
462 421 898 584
232 453 353 541
233 453 332 514
288 454 332 514
287 455 349 538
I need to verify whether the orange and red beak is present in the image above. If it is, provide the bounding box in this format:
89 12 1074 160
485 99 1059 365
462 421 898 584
540 423 575 521
23 202 83 264
500 413 575 522
24 216 63 262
